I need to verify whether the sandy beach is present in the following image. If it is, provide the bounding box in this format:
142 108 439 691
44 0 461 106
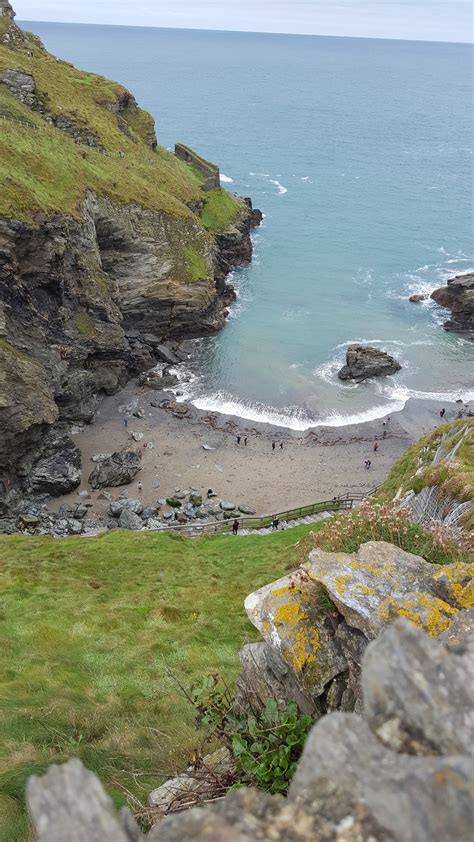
48 380 468 523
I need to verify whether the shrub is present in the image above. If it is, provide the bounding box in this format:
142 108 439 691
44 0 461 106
189 675 313 795
292 500 473 567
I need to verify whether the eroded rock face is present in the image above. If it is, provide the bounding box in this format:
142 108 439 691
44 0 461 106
338 345 401 381
26 619 474 842
431 271 474 338
88 450 141 489
17 430 82 495
0 195 260 487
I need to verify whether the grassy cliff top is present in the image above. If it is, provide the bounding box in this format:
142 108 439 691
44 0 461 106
0 9 241 227
377 418 474 525
0 524 315 842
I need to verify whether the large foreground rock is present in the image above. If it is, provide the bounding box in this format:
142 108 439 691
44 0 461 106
431 271 474 338
338 344 401 381
88 450 141 489
27 619 474 842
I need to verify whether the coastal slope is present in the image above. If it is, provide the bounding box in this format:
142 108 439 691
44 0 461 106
0 0 260 491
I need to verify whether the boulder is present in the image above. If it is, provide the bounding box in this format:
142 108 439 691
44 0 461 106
409 293 427 303
118 508 143 530
431 272 474 338
155 345 180 366
220 500 236 511
238 505 256 515
88 451 141 489
244 571 347 699
189 494 202 506
26 758 140 842
302 541 468 639
362 618 474 755
148 747 234 815
130 431 144 442
338 345 401 381
18 431 82 496
289 713 472 842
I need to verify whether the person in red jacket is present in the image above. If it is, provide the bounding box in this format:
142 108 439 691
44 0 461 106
373 441 379 453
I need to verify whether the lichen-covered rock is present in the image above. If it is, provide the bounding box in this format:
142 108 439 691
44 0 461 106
244 572 347 698
303 541 472 639
88 450 141 489
362 618 474 755
235 642 323 715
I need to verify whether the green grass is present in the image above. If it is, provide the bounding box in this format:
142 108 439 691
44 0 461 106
377 419 473 508
182 245 209 281
0 524 317 840
200 188 242 232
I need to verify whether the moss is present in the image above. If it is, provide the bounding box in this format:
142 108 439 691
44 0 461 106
182 245 209 282
0 338 29 361
200 188 241 232
73 313 96 338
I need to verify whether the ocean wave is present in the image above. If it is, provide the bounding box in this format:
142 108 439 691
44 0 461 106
220 174 234 183
382 384 474 404
188 391 405 430
270 179 288 195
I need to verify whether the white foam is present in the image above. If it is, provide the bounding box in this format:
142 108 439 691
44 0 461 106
270 179 288 195
220 174 234 183
382 384 474 404
189 391 405 430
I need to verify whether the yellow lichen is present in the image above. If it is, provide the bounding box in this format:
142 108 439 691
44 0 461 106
273 601 320 673
378 593 458 637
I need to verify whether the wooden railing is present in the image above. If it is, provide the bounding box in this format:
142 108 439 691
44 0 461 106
155 489 379 537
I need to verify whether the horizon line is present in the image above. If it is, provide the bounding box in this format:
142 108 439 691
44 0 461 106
18 18 474 47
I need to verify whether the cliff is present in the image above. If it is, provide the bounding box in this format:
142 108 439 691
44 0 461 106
377 419 474 533
0 2 261 491
431 271 474 339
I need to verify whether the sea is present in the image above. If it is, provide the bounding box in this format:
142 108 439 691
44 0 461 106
22 21 474 429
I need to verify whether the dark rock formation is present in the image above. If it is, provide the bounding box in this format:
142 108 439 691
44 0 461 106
431 271 474 339
338 344 401 381
88 450 141 489
26 619 473 842
409 293 427 303
16 429 81 495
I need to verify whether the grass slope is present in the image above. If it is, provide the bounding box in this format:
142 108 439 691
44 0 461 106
0 28 241 228
0 524 316 841
377 419 474 527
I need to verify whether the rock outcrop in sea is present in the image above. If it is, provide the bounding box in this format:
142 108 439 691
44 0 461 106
431 271 474 339
338 344 401 382
0 2 261 512
26 540 473 841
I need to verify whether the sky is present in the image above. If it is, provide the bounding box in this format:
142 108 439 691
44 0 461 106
15 0 474 43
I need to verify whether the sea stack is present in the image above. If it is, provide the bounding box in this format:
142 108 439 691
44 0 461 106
338 345 402 382
431 272 474 339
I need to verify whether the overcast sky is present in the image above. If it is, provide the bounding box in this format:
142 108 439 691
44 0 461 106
15 1 474 43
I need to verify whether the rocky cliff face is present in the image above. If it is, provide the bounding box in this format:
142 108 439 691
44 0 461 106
0 4 261 497
431 271 474 339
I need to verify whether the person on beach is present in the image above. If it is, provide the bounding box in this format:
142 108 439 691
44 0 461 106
138 481 142 493
364 459 371 469
280 442 284 450
207 488 214 498
272 441 276 452
236 435 241 445
440 408 446 419
123 417 128 429
373 441 379 454
383 429 387 439
244 437 248 446
232 518 239 535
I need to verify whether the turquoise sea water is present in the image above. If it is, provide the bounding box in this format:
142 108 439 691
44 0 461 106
24 22 474 427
